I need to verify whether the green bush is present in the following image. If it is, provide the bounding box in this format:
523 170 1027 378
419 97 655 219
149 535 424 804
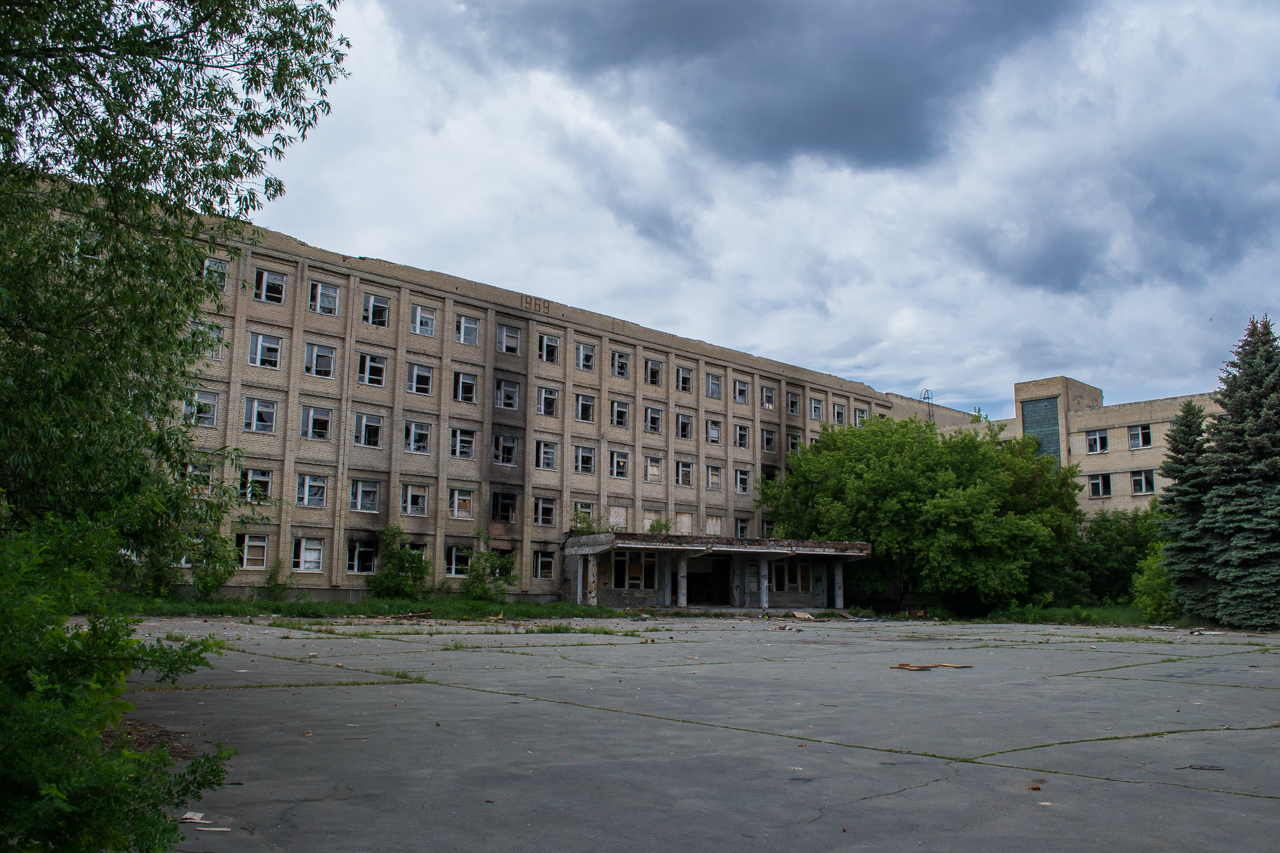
460 533 517 602
1132 549 1178 624
1072 503 1163 605
366 526 433 600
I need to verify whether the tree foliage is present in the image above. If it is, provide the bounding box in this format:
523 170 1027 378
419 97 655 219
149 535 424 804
0 2 347 848
1160 317 1280 630
1072 502 1163 604
758 418 1083 614
366 526 433 600
460 532 518 602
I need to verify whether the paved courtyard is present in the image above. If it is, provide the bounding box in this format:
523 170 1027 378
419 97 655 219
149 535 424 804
127 615 1280 852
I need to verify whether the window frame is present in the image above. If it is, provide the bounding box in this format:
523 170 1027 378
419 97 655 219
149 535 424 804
253 269 286 304
452 371 477 403
734 423 749 449
491 491 518 523
706 465 722 491
537 387 559 416
706 373 722 399
247 331 281 369
296 473 327 508
574 445 596 474
362 293 391 327
833 403 847 425
610 400 630 428
644 455 662 483
675 460 693 487
304 342 335 378
761 387 775 411
676 413 692 440
450 428 476 459
535 439 558 471
609 450 629 479
610 350 630 379
575 342 596 371
406 362 434 396
538 334 560 364
575 393 596 423
300 405 332 440
705 418 722 445
448 488 474 519
238 533 269 569
293 537 324 572
353 412 382 448
810 398 824 421
676 367 693 393
356 352 386 387
1128 424 1152 449
455 314 480 346
533 497 556 526
347 539 378 574
410 304 436 336
493 434 518 466
1085 429 1109 454
401 483 430 516
1131 469 1155 495
645 359 662 386
786 392 800 416
444 545 470 576
495 378 520 410
309 280 339 316
350 479 380 512
240 468 272 501
186 390 218 427
243 397 277 433
533 551 555 580
404 421 432 454
644 406 662 434
735 468 750 494
496 324 521 355
762 429 776 453
1088 473 1113 498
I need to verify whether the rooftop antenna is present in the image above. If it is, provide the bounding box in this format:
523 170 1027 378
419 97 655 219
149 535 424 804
919 389 935 424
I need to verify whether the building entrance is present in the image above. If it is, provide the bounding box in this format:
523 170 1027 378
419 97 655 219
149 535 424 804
687 556 732 605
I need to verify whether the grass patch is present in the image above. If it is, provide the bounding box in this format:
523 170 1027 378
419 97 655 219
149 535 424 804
986 604 1148 627
162 631 186 642
442 639 470 651
107 593 620 622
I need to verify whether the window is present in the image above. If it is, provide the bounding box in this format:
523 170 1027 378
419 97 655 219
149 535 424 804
448 488 474 519
185 390 217 427
534 497 556 526
405 421 432 454
491 492 518 523
1131 469 1156 495
769 560 812 594
707 465 722 490
535 440 558 470
762 429 776 453
495 379 520 410
734 424 749 449
787 433 801 452
243 397 276 433
453 371 477 403
645 359 662 386
309 281 339 316
533 551 555 580
811 398 824 420
576 342 596 371
350 479 379 512
237 534 268 569
762 520 776 538
610 401 629 428
675 461 693 487
304 343 335 378
676 367 693 393
493 434 517 466
645 456 662 483
575 394 595 422
444 545 470 576
609 506 628 529
495 324 521 354
706 373 721 399
674 512 693 534
1085 430 1108 454
300 405 331 440
253 269 285 304
296 474 327 507
854 408 869 426
761 387 775 411
456 314 480 345
240 469 272 501
362 293 390 327
411 305 436 336
574 445 596 474
705 419 722 445
735 468 750 494
810 435 819 446
293 538 323 572
402 483 430 516
1088 474 1112 498
353 413 382 447
645 406 662 434
347 539 377 573
786 392 800 416
610 550 657 590
610 450 629 479
538 334 560 363
611 351 630 379
450 428 476 459
733 380 749 404
204 258 228 292
573 500 596 519
357 353 386 387
248 332 281 368
736 518 750 538
537 387 558 416
676 413 692 440
1128 425 1152 449
197 323 223 360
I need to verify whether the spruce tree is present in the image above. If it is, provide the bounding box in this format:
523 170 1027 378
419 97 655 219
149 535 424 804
1156 400 1217 619
1198 317 1280 630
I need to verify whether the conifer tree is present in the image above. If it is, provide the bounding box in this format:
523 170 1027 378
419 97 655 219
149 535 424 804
1198 317 1280 629
1156 400 1216 619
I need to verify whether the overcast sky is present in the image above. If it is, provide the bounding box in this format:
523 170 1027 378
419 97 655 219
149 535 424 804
257 0 1280 418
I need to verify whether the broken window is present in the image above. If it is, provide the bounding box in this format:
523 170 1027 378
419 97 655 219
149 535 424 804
362 293 390 327
610 450 629 479
787 433 801 452
1129 424 1153 449
735 468 750 494
185 390 218 427
1088 473 1112 498
705 418 722 445
645 406 662 434
450 428 475 459
453 371 477 402
445 545 470 576
405 421 431 454
493 434 517 466
248 332 280 368
761 386 775 411
456 314 480 346
534 497 556 526
448 488 474 519
496 324 521 354
611 550 657 590
706 373 721 399
576 342 596 371
734 424 749 449
495 379 520 410
769 560 810 593
575 393 595 423
538 334 560 363
676 367 693 393
401 483 430 516
293 537 323 572
300 405 331 440
406 363 433 395
1086 429 1108 454
411 304 435 336
707 465 722 490
243 397 276 433
353 413 382 448
310 281 339 316
833 403 847 425
611 400 629 428
296 474 327 507
347 539 377 573
645 456 661 483
645 359 662 386
675 461 693 487
574 445 595 474
350 479 380 512
535 440 557 470
736 518 750 538
253 269 286 304
537 387 559 416
854 408 868 426
357 353 386 386
203 258 229 292
810 398 823 421
491 492 518 523
240 469 271 501
305 343 334 377
1131 469 1155 495
786 392 800 416
611 351 630 379
236 533 269 569
734 380 749 404
676 413 692 440
762 429 776 453
533 551 555 580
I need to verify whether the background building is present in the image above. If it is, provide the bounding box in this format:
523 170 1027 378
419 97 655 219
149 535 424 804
194 226 971 599
981 377 1220 515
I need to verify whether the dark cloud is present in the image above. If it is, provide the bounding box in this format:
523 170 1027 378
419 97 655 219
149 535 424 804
429 0 1089 167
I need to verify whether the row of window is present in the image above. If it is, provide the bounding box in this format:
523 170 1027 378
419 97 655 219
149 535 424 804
234 532 555 579
1087 469 1156 498
1084 425 1153 454
599 552 810 591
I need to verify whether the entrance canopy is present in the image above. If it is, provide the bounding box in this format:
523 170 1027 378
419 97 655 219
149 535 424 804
563 532 871 560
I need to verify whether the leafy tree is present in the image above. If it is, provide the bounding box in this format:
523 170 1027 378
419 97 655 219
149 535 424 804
460 532 518 602
1156 400 1218 619
1073 502 1163 604
1131 548 1178 624
1195 317 1280 629
758 418 1082 614
0 2 347 848
366 526 433 600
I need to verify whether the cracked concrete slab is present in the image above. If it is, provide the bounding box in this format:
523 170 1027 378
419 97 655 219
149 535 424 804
126 617 1279 852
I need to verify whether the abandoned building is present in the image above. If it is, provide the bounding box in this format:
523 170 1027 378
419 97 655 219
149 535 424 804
191 224 971 601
